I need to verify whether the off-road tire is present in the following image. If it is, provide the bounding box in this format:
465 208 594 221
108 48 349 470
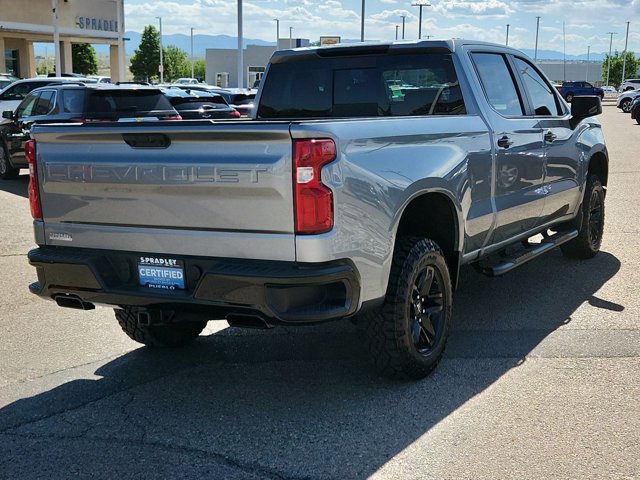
115 308 207 347
0 145 19 180
360 237 453 380
560 174 605 259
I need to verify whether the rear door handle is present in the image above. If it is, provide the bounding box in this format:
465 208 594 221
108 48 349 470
544 131 557 143
497 135 514 149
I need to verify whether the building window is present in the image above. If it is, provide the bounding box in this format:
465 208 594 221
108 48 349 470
5 49 19 76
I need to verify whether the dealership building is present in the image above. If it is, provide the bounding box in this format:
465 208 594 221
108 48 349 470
0 0 125 80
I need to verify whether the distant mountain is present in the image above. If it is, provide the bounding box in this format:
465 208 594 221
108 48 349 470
33 33 607 62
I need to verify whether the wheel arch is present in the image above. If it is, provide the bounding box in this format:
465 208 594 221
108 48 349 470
393 190 463 290
588 151 608 188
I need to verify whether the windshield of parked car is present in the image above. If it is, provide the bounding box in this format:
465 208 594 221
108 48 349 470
258 52 465 118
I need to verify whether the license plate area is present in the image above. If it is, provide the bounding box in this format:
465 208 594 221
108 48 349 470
138 256 185 291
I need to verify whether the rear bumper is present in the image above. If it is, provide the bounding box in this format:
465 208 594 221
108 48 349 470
28 247 361 324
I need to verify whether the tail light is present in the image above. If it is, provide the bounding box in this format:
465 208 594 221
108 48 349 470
160 114 182 120
25 140 42 220
229 110 241 118
293 138 336 234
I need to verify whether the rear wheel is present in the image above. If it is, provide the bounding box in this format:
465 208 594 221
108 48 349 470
115 308 207 347
621 98 632 112
360 237 452 380
560 174 605 259
0 145 19 180
565 93 574 103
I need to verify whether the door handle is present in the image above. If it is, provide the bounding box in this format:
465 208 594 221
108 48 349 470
544 131 557 143
497 135 514 149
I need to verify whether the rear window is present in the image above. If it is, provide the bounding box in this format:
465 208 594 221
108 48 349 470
258 53 465 118
85 90 174 118
228 94 255 105
172 100 228 110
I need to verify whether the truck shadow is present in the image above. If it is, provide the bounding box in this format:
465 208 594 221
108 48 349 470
0 174 28 198
0 251 622 479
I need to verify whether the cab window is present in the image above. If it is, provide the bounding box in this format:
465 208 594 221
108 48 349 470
33 90 57 116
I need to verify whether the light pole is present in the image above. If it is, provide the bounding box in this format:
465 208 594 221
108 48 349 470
274 18 279 48
156 16 163 83
395 25 399 41
606 31 617 87
289 26 293 49
411 1 431 39
534 16 541 62
586 45 590 82
360 0 365 42
237 0 243 88
190 27 195 79
622 21 631 85
52 0 61 76
401 15 406 40
505 24 510 46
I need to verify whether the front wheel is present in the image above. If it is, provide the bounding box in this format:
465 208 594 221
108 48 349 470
360 237 452 380
565 93 574 103
621 99 632 112
115 308 207 347
0 146 19 180
560 174 605 259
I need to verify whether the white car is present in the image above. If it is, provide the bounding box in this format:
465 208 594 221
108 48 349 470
618 79 640 92
616 89 640 112
174 78 200 85
602 85 617 94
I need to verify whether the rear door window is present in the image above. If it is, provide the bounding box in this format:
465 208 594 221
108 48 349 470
258 52 465 118
15 93 40 118
33 90 57 116
471 53 524 116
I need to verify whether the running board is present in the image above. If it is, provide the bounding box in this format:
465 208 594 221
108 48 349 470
477 229 579 277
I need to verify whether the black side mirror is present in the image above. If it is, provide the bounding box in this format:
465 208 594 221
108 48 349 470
570 96 602 128
2 110 14 120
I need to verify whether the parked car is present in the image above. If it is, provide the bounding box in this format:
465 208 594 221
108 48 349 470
168 84 229 94
602 85 617 94
616 89 640 112
162 88 241 119
630 96 640 124
0 77 96 124
0 74 19 90
87 75 112 84
557 81 604 102
216 88 256 116
618 79 640 92
0 83 180 179
174 78 200 85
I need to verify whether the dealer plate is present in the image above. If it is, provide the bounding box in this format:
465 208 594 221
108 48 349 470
138 256 185 290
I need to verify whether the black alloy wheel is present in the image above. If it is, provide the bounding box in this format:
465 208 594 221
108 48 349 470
561 174 605 259
409 265 445 355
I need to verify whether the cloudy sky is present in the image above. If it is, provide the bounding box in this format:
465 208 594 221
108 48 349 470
123 0 640 55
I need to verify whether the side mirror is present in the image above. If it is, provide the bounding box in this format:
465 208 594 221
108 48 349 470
570 96 602 128
2 110 14 120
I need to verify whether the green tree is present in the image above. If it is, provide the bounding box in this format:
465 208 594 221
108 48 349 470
193 60 206 81
602 50 639 88
164 45 190 82
36 58 54 76
130 25 161 82
72 43 98 75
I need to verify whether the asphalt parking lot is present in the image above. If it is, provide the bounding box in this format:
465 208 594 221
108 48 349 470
0 106 638 479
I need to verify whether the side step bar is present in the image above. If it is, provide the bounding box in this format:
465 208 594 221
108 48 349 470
477 229 579 277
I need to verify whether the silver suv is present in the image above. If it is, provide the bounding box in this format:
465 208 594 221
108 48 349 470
619 79 640 92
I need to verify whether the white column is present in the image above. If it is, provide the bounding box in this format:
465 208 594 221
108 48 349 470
110 44 120 82
52 0 61 76
237 0 244 88
60 40 73 74
0 38 6 74
117 0 125 81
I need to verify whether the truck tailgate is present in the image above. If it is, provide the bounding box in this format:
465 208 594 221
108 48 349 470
32 122 296 261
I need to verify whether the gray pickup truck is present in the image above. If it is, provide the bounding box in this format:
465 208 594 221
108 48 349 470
27 40 607 379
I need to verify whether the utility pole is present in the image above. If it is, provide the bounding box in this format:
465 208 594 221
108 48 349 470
401 15 406 39
395 25 399 41
563 21 566 82
586 45 590 82
274 18 279 48
190 27 195 79
534 16 541 62
237 0 243 88
289 26 293 49
505 24 510 46
411 1 431 39
156 16 163 83
52 0 61 76
606 31 617 87
360 0 365 42
622 21 631 85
